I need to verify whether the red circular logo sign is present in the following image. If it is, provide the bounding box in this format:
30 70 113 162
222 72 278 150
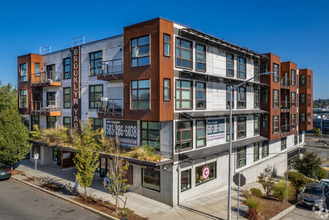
202 165 210 178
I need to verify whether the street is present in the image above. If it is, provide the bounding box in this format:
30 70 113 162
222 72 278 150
282 205 329 220
0 178 107 220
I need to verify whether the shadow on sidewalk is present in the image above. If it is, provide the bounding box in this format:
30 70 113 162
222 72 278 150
177 205 225 220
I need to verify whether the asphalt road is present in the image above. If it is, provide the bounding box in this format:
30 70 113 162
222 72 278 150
0 178 107 220
282 204 328 220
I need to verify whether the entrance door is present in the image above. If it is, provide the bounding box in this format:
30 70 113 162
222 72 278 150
34 89 42 111
46 65 55 81
47 92 56 106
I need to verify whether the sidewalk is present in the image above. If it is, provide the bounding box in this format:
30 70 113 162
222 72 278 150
14 160 261 220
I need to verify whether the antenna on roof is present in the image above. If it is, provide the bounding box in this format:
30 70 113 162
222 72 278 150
72 36 85 47
40 46 51 55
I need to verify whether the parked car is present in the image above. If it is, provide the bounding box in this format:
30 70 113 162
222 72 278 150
0 162 11 180
320 179 329 186
298 182 329 210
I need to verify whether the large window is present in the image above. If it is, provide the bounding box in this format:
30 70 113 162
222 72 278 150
273 116 279 134
254 143 259 162
262 89 268 102
91 118 103 131
164 34 171 57
20 90 27 108
89 51 102 76
19 63 27 82
308 113 311 125
63 87 71 108
196 121 206 147
273 63 279 82
226 86 234 109
196 82 206 109
63 117 71 130
237 87 246 108
301 94 305 104
89 85 103 108
254 62 259 81
291 114 296 129
142 167 160 192
291 70 296 85
227 54 234 76
35 63 40 75
132 36 150 67
181 169 191 192
47 116 56 128
237 117 246 139
291 92 296 107
63 58 71 79
262 141 269 158
254 89 259 108
254 115 259 135
308 75 311 88
301 75 305 85
226 117 234 142
308 94 311 107
31 115 39 130
281 138 287 150
176 121 192 151
237 57 246 79
141 122 160 151
196 44 206 71
237 146 246 168
262 115 268 129
132 80 150 109
176 80 192 109
164 79 170 101
273 90 279 108
176 38 192 69
195 162 216 186
301 113 305 122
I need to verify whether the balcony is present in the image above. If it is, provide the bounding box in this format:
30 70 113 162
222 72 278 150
31 101 61 116
97 99 124 119
31 71 62 87
280 101 290 112
280 124 291 136
280 77 290 88
97 58 123 81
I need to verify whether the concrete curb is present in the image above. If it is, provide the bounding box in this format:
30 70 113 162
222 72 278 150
268 203 297 220
11 176 121 220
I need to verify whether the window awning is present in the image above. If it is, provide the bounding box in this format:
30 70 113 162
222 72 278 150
180 109 268 118
179 136 268 161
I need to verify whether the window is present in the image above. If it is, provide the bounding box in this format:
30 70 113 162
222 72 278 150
176 38 192 69
91 118 103 131
196 44 206 71
31 115 39 130
35 63 40 75
196 82 206 109
254 89 259 108
141 122 160 151
63 58 71 79
226 86 234 109
308 75 311 88
63 117 71 130
262 141 269 158
273 116 279 133
273 63 279 82
237 146 246 168
226 117 234 142
301 94 305 104
254 143 259 162
237 57 246 78
164 34 171 56
163 79 170 101
254 62 259 81
281 138 287 150
176 80 192 109
262 89 268 102
291 114 296 129
237 87 246 108
19 63 27 82
227 54 234 76
254 115 259 135
262 62 268 73
47 116 56 128
89 85 103 108
291 92 296 107
294 134 298 145
63 87 71 108
308 113 311 125
291 70 296 86
262 115 268 129
132 36 150 67
181 169 191 192
142 167 160 192
132 80 150 109
195 162 216 186
237 117 246 139
273 90 279 108
196 121 206 147
308 94 311 107
176 121 192 151
301 113 305 122
20 90 27 108
301 75 305 85
89 51 102 76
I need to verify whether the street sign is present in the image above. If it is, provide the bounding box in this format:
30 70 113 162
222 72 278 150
34 153 39 160
233 173 246 186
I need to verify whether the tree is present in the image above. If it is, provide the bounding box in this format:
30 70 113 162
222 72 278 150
73 119 100 199
313 127 321 137
0 108 32 168
285 171 308 196
293 152 322 179
257 165 276 198
0 81 17 114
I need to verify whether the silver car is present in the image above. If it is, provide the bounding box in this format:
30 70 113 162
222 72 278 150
298 182 329 210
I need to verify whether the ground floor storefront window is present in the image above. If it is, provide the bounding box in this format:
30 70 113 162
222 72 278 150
142 167 160 191
195 162 216 186
181 169 191 191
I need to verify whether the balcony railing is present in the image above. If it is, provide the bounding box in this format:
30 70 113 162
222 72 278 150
97 59 123 77
280 124 290 136
280 101 290 110
31 101 61 114
31 71 62 86
281 77 290 87
98 99 123 115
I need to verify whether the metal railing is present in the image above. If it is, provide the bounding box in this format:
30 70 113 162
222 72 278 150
98 99 123 115
97 58 123 77
280 101 290 110
31 71 62 85
280 124 291 136
31 101 61 113
281 77 290 87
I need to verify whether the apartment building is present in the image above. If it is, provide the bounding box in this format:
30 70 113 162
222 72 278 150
17 17 313 206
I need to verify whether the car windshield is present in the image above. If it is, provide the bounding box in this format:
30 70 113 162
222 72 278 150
320 181 329 186
303 186 323 196
0 165 8 170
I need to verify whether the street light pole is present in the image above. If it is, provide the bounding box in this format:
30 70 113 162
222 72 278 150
227 71 274 220
321 115 323 138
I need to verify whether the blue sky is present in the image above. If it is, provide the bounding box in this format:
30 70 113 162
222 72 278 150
0 0 328 99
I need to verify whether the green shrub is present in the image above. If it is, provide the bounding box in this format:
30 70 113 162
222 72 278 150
246 196 261 213
285 171 308 195
273 180 295 202
317 168 328 180
244 208 259 220
250 188 263 197
307 178 316 183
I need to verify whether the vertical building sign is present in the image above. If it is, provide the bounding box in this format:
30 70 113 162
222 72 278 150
72 46 80 129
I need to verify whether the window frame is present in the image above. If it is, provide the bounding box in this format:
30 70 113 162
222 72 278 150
237 146 247 168
308 94 311 107
20 90 27 108
131 80 150 110
195 162 216 186
273 63 279 82
254 61 259 81
237 87 246 109
141 122 160 151
181 169 191 192
262 89 268 102
196 44 206 72
163 79 170 101
291 114 296 129
308 113 311 126
254 89 259 108
46 116 56 129
301 94 305 104
254 115 259 135
273 90 279 108
291 70 296 86
89 51 102 76
291 92 296 107
301 113 305 123
131 35 150 67
175 121 193 152
308 75 311 88
237 117 246 139
226 86 234 109
196 120 206 148
176 80 192 110
63 58 71 79
175 38 192 69
301 75 306 85
31 115 39 130
226 53 234 77
254 143 259 162
262 115 268 129
281 138 287 151
89 85 103 109
34 62 40 75
196 82 206 109
262 141 269 158
91 118 103 131
163 34 171 57
226 117 234 142
19 63 27 82
237 57 246 79
273 115 279 134
63 87 71 109
63 117 71 130
142 167 160 192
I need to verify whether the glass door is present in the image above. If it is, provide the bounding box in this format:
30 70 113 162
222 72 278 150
46 65 55 81
47 92 56 107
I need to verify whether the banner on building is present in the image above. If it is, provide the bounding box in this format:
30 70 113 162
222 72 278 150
207 118 225 143
71 46 80 129
106 120 138 145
